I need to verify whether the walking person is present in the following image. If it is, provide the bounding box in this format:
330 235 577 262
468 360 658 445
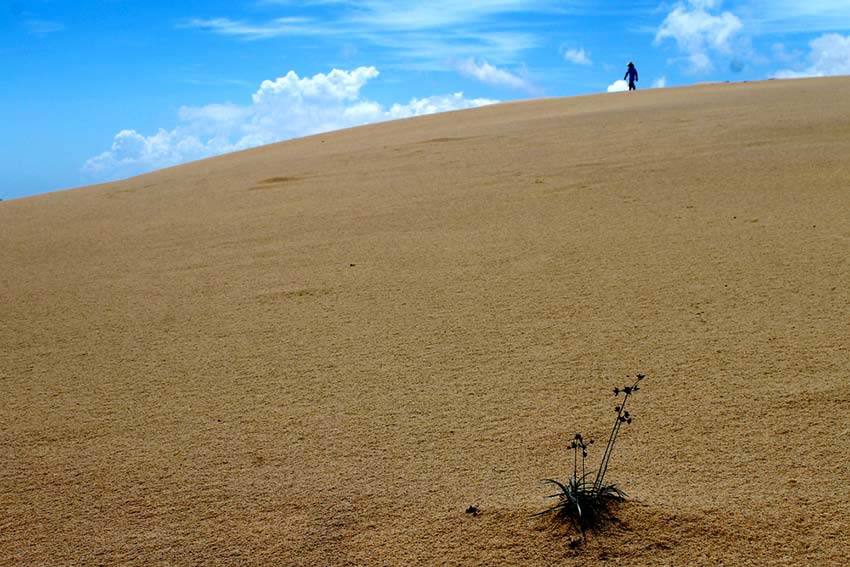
624 62 638 91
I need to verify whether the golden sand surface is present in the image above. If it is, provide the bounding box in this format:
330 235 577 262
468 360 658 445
2 77 850 566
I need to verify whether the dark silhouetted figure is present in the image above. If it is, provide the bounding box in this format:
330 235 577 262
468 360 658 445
624 62 638 91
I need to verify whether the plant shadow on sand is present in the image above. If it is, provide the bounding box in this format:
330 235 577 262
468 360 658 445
531 501 751 564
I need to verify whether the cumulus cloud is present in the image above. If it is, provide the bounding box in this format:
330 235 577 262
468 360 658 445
252 67 380 102
83 67 498 181
773 33 850 78
652 76 668 88
563 48 591 65
655 0 743 73
607 80 629 93
456 59 531 90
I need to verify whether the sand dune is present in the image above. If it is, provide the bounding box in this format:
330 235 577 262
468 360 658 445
2 76 849 566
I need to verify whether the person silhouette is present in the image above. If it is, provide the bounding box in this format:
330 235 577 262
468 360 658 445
624 62 638 91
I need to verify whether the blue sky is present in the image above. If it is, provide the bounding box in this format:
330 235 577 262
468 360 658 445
2 0 850 199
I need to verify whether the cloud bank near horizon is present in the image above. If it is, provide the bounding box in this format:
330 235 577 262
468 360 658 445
773 33 850 78
83 67 498 182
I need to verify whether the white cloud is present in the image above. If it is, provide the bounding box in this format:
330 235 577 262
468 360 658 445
687 0 721 8
563 48 591 65
82 67 498 181
456 59 531 90
607 80 629 93
24 19 64 36
773 33 850 79
177 17 325 41
386 92 497 118
179 2 574 68
652 76 668 88
181 16 540 70
83 129 210 178
177 103 252 133
771 43 804 65
655 0 743 73
252 67 380 103
331 1 562 31
745 1 850 35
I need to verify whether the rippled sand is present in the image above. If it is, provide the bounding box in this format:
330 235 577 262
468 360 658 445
2 76 849 566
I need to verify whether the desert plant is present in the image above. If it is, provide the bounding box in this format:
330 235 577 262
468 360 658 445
535 374 646 536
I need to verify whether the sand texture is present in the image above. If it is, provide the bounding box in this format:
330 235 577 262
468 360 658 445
2 77 850 566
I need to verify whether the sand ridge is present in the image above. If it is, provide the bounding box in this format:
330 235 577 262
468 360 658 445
2 76 850 565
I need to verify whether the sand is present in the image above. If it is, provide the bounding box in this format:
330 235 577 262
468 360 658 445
2 76 849 566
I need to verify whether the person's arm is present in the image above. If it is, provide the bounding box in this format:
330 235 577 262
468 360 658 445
624 71 629 80
635 70 639 82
